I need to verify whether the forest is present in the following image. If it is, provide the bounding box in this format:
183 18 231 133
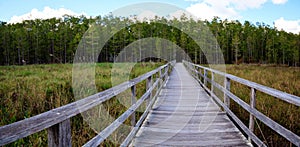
0 14 299 146
0 14 299 66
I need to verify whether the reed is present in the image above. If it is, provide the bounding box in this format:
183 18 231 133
0 62 163 146
226 64 300 146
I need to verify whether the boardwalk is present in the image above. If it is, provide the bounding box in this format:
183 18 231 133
1 62 298 146
130 63 251 146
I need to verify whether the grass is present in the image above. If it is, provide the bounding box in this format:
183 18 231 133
225 64 300 146
0 62 164 146
1 63 298 146
194 63 299 146
226 64 300 96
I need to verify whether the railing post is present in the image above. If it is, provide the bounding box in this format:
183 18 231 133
159 68 162 87
146 76 153 106
204 69 207 86
198 68 202 84
195 66 200 81
224 77 231 108
191 64 194 76
193 65 196 77
131 85 136 127
200 68 203 82
165 65 170 79
249 88 256 142
162 66 166 82
48 119 72 147
211 71 214 96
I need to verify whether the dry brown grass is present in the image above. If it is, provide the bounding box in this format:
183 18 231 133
0 62 163 146
226 64 300 146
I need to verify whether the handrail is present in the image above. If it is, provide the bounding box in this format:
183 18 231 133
185 61 300 106
0 61 175 146
183 60 300 147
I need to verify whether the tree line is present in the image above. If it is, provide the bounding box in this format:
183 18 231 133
0 14 299 66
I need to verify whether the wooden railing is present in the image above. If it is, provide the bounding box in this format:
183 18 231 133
183 60 300 147
0 61 175 146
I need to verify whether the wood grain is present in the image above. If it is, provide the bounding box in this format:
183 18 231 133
183 60 300 146
185 61 300 106
0 62 173 146
130 63 250 147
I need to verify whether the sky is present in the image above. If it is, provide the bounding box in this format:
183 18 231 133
0 0 299 34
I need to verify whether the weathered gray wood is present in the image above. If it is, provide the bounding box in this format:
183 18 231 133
192 68 204 84
0 62 173 146
146 75 153 105
158 68 162 88
133 137 248 146
83 79 160 147
48 127 58 147
135 130 245 139
226 88 300 146
224 77 231 108
199 68 202 82
121 78 164 147
204 69 207 86
185 61 300 106
0 81 130 145
162 67 169 82
212 81 300 145
131 63 250 147
211 71 214 96
213 74 300 146
121 68 171 147
227 73 300 106
166 65 170 79
131 85 136 127
48 119 71 147
209 92 266 146
194 66 199 81
121 107 151 147
184 60 300 146
249 88 256 142
3 60 299 146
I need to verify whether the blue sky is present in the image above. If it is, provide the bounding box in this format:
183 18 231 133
0 0 299 33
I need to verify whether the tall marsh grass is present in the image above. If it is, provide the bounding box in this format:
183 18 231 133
226 64 300 146
0 62 163 146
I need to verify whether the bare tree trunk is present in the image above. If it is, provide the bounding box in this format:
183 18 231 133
18 40 21 65
235 44 238 64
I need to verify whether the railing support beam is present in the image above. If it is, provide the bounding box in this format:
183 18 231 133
224 77 231 109
249 88 256 142
146 76 153 106
48 119 72 147
204 69 207 86
183 60 300 146
131 85 136 127
211 72 214 96
158 68 162 87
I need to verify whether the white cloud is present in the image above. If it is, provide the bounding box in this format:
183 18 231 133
272 0 288 5
8 7 85 24
274 17 300 34
186 0 268 21
186 0 239 20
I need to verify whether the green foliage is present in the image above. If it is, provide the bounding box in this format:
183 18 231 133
0 16 299 66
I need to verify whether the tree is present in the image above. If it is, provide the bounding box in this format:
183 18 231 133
0 14 299 66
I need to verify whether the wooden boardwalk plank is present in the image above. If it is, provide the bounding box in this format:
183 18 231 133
130 63 250 147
